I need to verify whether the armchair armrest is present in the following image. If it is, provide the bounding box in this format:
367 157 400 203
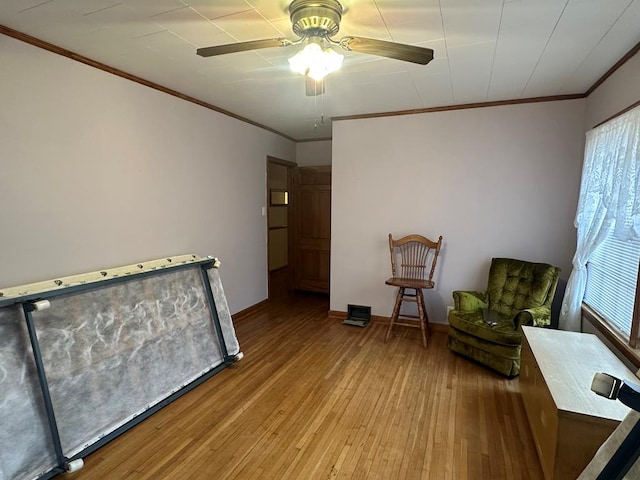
514 306 552 329
452 290 488 311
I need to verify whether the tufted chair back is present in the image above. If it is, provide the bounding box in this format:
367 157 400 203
487 258 560 317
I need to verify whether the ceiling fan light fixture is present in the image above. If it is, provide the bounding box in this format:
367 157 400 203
198 0 435 88
288 42 343 81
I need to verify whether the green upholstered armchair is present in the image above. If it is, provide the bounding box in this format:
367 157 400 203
447 258 560 377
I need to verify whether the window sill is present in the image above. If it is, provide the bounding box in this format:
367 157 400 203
582 303 640 369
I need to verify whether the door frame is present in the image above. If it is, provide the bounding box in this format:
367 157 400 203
266 156 297 300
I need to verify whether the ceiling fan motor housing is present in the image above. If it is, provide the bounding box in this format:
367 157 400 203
289 0 343 38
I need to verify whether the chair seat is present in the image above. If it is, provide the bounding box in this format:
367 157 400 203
448 310 522 346
385 277 434 289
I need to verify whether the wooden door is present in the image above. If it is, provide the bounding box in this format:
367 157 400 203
294 166 331 293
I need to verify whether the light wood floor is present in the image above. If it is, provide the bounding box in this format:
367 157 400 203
62 293 543 480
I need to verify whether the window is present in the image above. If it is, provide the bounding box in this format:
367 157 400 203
562 105 640 358
584 230 640 346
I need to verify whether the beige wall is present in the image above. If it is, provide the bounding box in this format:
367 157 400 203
296 140 332 166
0 34 295 314
4 32 636 321
585 51 640 130
330 100 586 323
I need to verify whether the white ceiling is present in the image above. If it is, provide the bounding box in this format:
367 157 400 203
1 0 639 140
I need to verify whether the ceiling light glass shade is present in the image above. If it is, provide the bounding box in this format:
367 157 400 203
288 43 344 81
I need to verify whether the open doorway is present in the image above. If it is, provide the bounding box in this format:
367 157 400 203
267 156 296 300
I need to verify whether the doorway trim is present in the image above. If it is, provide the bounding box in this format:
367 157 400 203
266 156 297 300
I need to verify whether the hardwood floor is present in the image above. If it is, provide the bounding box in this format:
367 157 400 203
61 293 543 480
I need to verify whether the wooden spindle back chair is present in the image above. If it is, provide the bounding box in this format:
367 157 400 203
385 233 443 348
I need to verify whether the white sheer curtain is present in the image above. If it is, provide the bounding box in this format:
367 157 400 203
560 106 640 331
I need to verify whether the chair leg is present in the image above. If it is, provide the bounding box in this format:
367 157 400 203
416 289 428 348
385 287 404 343
420 289 430 327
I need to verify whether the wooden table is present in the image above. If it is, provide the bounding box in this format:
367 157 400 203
520 326 636 480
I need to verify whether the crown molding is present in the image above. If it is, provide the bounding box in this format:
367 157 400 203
332 94 585 122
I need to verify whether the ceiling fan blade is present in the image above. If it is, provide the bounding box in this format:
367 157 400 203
339 36 434 65
197 38 292 57
305 76 325 96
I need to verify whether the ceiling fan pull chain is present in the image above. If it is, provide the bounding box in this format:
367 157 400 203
320 78 325 125
313 82 319 132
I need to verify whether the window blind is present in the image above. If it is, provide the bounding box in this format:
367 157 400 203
584 230 640 336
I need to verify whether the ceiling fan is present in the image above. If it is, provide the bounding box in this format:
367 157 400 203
196 0 434 96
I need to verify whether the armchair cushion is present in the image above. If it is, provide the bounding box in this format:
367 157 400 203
452 290 488 311
448 310 522 346
487 258 558 316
